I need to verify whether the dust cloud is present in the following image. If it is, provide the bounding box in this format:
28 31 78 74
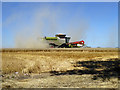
15 7 58 48
14 6 89 48
65 11 89 42
4 6 89 49
66 19 89 42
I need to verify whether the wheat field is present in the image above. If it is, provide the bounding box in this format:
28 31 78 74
1 48 119 88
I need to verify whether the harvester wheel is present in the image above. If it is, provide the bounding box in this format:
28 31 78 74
58 43 69 48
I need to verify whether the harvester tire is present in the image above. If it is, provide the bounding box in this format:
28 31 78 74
58 43 70 48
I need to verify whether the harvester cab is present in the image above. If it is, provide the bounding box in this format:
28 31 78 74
55 34 71 43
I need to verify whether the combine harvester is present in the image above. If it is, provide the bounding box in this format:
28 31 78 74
42 33 85 48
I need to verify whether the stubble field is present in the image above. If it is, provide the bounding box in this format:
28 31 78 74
1 48 120 88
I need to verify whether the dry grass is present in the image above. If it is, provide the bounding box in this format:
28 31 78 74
2 48 118 74
1 48 119 88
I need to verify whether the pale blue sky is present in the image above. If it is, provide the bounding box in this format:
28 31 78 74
2 2 118 48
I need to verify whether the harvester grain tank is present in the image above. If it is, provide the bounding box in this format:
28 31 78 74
42 33 85 48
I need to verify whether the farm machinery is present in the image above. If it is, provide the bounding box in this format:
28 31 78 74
42 33 85 48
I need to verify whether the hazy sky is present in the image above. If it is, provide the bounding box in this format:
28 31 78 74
2 2 118 48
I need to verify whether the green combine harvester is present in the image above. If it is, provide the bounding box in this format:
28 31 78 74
42 33 85 48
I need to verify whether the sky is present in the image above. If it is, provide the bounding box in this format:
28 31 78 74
2 2 118 48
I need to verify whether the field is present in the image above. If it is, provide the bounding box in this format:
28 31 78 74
1 48 120 88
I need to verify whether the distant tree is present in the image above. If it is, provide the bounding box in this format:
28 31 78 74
97 47 101 48
87 46 91 48
85 46 91 48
